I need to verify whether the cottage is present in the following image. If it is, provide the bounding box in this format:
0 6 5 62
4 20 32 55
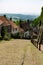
24 31 30 38
9 20 19 34
0 16 19 36
0 16 11 34
20 22 30 31
18 26 24 38
19 21 31 38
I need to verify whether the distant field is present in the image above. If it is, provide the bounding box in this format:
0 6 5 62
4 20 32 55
0 39 43 65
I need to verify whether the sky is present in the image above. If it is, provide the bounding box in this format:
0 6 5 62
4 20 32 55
0 0 43 15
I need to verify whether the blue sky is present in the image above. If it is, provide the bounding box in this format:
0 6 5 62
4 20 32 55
0 0 43 15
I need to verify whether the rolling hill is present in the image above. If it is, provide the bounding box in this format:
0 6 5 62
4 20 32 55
0 13 38 21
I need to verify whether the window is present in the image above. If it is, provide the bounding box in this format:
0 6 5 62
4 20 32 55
15 28 17 31
13 28 17 31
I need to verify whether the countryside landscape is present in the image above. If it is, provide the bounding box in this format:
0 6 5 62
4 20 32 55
0 0 43 65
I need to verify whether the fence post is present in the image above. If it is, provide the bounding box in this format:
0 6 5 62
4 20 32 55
39 43 41 51
36 43 38 48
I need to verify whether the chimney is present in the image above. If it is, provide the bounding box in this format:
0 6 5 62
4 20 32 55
27 19 30 23
19 19 22 27
3 15 6 18
10 17 12 21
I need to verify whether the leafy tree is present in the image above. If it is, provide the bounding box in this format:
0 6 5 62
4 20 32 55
1 26 11 40
10 17 12 20
27 19 30 23
16 20 20 25
41 7 43 16
3 15 6 18
31 7 43 27
1 26 6 39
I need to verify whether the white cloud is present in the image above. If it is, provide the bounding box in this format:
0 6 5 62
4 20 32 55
0 0 43 15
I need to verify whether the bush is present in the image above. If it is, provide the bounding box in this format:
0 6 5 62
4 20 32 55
1 26 11 41
11 32 19 39
4 33 11 41
0 36 2 40
1 26 6 39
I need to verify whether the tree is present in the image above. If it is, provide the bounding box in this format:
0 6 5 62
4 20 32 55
19 19 22 27
1 26 6 39
27 19 30 23
10 17 12 20
39 20 41 26
1 26 11 40
41 7 43 16
16 20 19 25
3 15 6 18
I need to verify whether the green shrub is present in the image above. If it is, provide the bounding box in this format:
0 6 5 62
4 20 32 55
1 26 11 40
11 32 19 39
0 36 2 40
4 33 11 41
1 26 6 39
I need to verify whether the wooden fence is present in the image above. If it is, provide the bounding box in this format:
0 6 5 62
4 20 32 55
31 26 43 51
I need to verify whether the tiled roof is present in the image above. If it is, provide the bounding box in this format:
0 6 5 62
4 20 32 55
18 26 24 32
19 28 24 32
9 20 18 28
20 22 30 31
0 16 10 26
0 16 18 28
